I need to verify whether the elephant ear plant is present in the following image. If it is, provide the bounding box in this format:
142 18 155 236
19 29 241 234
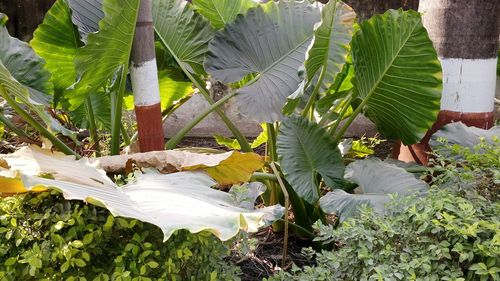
205 0 441 235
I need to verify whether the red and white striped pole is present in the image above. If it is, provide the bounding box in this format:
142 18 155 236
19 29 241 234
130 0 165 152
396 0 499 164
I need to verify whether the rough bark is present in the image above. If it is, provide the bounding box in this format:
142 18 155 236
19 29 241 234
419 0 499 59
343 0 419 21
0 0 55 41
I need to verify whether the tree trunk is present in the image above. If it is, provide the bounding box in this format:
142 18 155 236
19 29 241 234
396 0 499 164
130 0 165 152
0 0 55 41
343 0 419 21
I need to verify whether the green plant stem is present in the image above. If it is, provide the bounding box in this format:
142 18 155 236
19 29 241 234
251 172 278 182
0 113 30 139
85 96 101 156
120 124 131 146
155 35 251 152
270 162 289 268
333 97 367 144
192 75 251 152
110 68 128 155
302 64 328 119
165 91 238 149
318 93 352 128
276 219 315 239
266 123 278 162
327 95 352 135
0 89 79 158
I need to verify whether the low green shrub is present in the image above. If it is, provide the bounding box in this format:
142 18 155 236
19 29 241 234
268 189 499 281
0 191 241 281
428 137 499 201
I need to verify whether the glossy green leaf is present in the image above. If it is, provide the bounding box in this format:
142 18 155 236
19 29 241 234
320 189 390 222
158 69 193 111
0 16 53 105
304 0 355 90
0 62 78 142
192 0 257 29
214 124 267 150
320 158 428 221
351 10 442 144
31 0 80 99
277 115 344 204
67 0 140 109
67 92 111 130
205 1 320 122
153 0 215 75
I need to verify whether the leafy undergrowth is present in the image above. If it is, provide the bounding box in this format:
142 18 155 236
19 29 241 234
267 189 500 281
265 139 500 281
0 190 241 281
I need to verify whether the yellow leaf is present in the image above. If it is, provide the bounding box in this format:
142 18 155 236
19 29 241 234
203 151 263 185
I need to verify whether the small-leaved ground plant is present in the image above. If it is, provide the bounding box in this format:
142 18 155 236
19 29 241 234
267 189 499 281
0 190 241 281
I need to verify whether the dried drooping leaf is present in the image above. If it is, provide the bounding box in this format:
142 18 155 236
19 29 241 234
0 146 283 241
98 150 264 185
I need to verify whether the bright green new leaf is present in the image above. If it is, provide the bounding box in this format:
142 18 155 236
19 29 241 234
351 10 441 145
0 16 53 104
205 1 321 122
31 0 111 131
31 0 79 99
153 0 215 75
123 69 193 112
0 146 283 241
158 69 193 111
215 124 268 150
304 0 355 90
277 115 344 204
192 0 257 29
68 0 140 109
214 135 241 150
320 158 428 222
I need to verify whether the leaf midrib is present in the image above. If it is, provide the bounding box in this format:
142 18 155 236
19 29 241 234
247 34 314 86
360 19 419 105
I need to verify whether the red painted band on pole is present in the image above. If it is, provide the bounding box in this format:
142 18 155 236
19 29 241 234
135 103 164 152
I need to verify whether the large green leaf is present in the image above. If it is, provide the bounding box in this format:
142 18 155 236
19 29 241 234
0 16 53 105
67 92 112 130
320 189 390 222
0 146 283 241
67 0 104 41
153 0 215 75
31 0 80 102
351 10 441 145
205 1 321 123
192 0 257 30
304 0 355 90
0 62 78 142
430 122 500 154
320 158 428 222
67 0 140 109
277 115 344 204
